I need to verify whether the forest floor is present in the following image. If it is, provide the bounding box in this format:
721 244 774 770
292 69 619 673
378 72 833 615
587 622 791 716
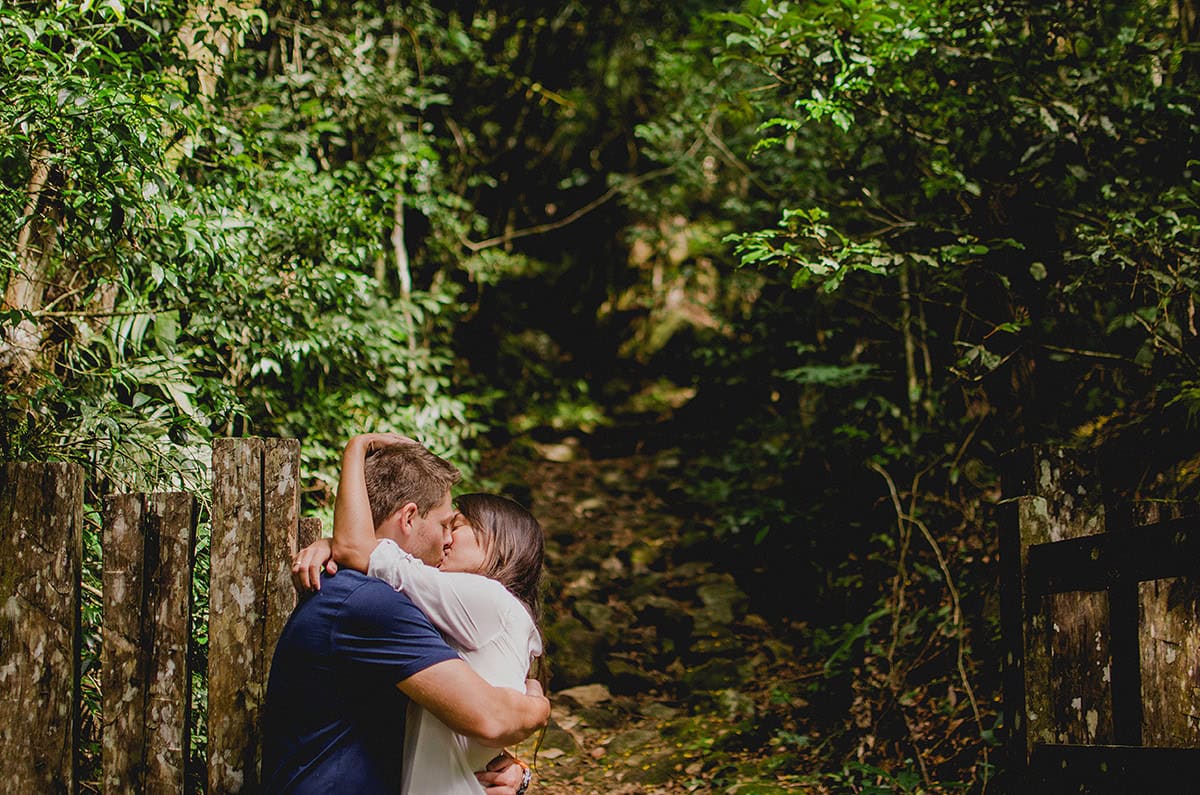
486 429 827 795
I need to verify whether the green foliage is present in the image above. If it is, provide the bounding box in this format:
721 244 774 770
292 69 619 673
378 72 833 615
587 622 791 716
1 0 197 480
0 0 190 249
824 760 949 794
716 0 1200 397
726 207 895 291
815 606 892 679
1 0 497 488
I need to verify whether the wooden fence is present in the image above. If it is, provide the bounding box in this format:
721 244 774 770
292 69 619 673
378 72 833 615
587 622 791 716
1000 446 1200 793
0 438 321 793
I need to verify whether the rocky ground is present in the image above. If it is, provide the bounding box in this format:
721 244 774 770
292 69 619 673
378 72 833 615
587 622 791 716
483 432 822 794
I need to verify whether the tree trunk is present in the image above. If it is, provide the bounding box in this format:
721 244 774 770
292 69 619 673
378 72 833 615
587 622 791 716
177 1 258 102
1 147 57 389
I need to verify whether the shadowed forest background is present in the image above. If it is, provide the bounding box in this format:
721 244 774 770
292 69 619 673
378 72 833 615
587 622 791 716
3 0 1200 791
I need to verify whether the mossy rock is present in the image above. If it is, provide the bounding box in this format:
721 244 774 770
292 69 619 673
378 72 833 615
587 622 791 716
725 783 805 794
539 719 583 758
577 703 625 729
626 752 683 786
688 630 742 658
555 682 613 709
574 599 618 640
625 569 667 598
639 701 681 721
632 593 694 641
696 576 749 625
681 657 750 693
544 614 605 687
605 727 660 758
607 655 663 694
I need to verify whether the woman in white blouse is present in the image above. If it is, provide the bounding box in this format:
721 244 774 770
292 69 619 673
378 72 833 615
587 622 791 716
293 433 545 795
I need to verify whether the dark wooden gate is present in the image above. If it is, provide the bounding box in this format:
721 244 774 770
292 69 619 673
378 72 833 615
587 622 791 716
1000 446 1200 792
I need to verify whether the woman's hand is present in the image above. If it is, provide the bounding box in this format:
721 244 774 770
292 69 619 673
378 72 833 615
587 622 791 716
473 682 541 792
475 752 531 795
291 537 335 592
352 431 418 454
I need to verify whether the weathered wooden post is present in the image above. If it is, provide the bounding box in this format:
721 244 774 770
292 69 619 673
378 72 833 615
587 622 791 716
299 515 322 550
207 437 302 792
102 491 197 792
1001 446 1113 769
0 462 83 793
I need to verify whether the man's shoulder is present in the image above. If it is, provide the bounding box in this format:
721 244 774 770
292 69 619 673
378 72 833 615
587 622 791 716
350 576 424 607
329 574 458 666
334 570 419 605
325 572 434 631
318 569 412 600
297 571 424 625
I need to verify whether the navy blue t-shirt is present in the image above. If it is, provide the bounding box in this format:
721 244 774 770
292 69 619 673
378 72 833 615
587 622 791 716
262 570 460 793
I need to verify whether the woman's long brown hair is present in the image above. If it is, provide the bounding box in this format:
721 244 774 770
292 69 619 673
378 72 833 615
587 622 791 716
455 493 545 625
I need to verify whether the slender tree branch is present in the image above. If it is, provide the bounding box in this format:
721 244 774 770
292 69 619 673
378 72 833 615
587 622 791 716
462 165 670 252
33 306 179 319
1040 343 1146 365
871 460 990 794
461 127 709 253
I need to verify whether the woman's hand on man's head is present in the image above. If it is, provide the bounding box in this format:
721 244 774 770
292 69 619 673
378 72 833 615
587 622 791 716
351 432 420 455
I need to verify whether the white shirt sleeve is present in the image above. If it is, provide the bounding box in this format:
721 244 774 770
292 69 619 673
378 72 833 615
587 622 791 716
367 538 509 652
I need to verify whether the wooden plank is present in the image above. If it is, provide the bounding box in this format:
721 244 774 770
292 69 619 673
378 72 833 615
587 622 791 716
1139 576 1200 746
1026 519 1200 594
1001 448 1115 755
1030 744 1200 792
143 492 196 790
261 439 300 706
1001 452 1200 788
102 492 196 792
102 494 149 792
1015 496 1055 754
208 437 266 793
1000 447 1113 765
1047 590 1114 745
0 462 83 794
1123 500 1200 747
1106 497 1200 535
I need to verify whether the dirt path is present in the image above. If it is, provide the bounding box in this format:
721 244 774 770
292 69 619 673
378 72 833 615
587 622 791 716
486 433 815 794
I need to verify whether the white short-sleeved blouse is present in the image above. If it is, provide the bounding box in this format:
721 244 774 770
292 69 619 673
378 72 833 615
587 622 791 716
368 539 542 794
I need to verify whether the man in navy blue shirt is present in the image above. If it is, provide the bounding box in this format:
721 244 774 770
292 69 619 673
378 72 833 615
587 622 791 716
262 438 548 793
